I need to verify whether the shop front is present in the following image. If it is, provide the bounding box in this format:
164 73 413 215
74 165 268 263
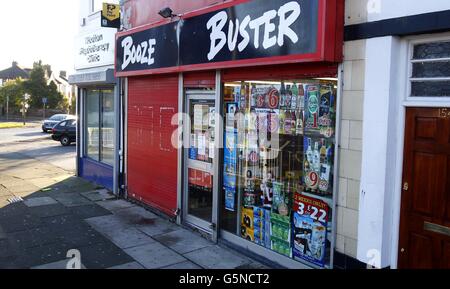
116 0 344 268
69 16 121 193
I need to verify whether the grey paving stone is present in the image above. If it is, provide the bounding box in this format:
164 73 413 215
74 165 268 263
96 199 136 212
153 229 213 254
69 204 112 219
41 214 83 229
81 189 116 202
55 193 92 207
162 260 202 269
184 245 252 269
0 226 6 240
24 242 73 268
57 225 111 248
94 225 156 249
31 259 86 269
124 242 187 269
8 226 59 249
0 213 43 233
108 261 145 269
85 214 129 230
28 203 70 218
113 206 158 225
23 197 58 207
137 218 181 237
78 242 134 269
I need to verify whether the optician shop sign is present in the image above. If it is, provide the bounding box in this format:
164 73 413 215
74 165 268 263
115 0 342 76
76 28 116 70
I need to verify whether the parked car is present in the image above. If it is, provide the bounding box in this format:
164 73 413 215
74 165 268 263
51 119 76 146
42 114 76 133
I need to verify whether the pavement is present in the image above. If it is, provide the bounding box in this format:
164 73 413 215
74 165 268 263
0 129 268 269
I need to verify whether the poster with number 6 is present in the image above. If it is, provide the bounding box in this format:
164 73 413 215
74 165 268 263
292 193 329 267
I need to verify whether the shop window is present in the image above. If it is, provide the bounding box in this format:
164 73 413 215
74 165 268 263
101 89 115 166
85 88 115 165
86 89 100 161
410 41 450 97
221 78 337 268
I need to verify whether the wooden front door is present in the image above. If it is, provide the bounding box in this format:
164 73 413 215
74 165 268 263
398 107 450 269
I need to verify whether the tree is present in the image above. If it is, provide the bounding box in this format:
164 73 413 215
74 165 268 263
22 60 63 109
47 81 63 108
22 61 49 108
0 79 25 113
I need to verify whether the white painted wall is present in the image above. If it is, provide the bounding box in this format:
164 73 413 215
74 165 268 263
357 35 408 268
368 0 450 22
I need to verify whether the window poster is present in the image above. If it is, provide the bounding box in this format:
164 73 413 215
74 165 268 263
224 129 237 211
292 193 329 267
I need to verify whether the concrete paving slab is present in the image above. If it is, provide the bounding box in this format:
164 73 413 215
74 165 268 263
161 260 202 269
28 203 70 218
113 206 158 225
85 214 129 230
183 245 252 269
23 197 58 207
55 193 92 207
24 242 73 268
69 204 112 219
81 189 115 202
4 183 40 195
124 242 187 269
153 229 213 254
27 178 59 189
108 261 145 269
94 225 156 249
137 218 182 237
31 259 87 269
78 242 134 269
0 226 5 239
96 199 136 212
0 213 43 233
57 226 111 248
8 226 59 249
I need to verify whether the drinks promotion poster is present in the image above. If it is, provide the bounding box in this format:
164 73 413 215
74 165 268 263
292 193 329 267
224 130 237 212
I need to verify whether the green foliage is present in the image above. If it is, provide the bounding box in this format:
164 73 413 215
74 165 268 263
0 79 25 113
0 60 66 111
21 60 64 109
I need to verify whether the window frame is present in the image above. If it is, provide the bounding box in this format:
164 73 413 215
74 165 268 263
407 35 450 103
83 87 115 166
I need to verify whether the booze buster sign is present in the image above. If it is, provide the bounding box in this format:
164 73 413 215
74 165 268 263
115 0 343 76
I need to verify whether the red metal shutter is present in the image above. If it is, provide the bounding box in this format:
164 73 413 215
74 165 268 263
184 71 216 88
127 74 179 216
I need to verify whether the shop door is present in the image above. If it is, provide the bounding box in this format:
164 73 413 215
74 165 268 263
184 91 218 238
398 107 450 269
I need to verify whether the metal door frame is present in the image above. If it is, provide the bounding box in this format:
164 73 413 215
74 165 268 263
183 89 219 240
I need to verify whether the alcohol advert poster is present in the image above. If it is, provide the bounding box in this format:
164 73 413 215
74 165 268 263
224 130 237 211
292 193 329 267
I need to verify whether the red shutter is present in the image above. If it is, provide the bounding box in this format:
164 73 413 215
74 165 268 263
184 71 216 88
127 74 179 216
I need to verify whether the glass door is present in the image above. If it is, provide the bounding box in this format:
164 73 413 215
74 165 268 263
184 92 217 235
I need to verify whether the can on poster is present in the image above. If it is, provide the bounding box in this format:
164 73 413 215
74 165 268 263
292 193 329 267
304 85 320 133
318 85 335 138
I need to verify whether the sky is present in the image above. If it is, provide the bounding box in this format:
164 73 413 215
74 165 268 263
0 0 79 74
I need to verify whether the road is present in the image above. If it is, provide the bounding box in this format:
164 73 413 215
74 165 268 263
0 122 49 144
0 125 76 172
